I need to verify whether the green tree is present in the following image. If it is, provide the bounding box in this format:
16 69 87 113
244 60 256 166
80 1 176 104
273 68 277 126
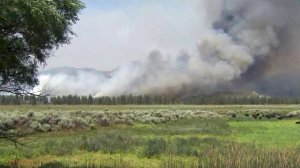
0 0 85 94
88 95 93 105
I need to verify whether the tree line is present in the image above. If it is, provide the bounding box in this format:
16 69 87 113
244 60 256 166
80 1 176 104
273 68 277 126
0 95 177 105
181 95 300 105
1 94 300 105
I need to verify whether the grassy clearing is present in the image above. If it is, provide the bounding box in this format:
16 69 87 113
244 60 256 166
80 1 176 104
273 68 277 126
230 119 300 148
0 105 300 167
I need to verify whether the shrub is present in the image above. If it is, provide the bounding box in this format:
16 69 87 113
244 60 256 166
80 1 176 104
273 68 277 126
89 123 97 130
98 117 110 127
30 121 43 132
27 112 34 118
125 118 134 125
58 117 75 129
73 117 88 129
41 124 52 132
0 108 225 135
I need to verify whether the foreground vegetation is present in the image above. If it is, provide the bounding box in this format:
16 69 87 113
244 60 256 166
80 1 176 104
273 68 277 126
1 105 300 167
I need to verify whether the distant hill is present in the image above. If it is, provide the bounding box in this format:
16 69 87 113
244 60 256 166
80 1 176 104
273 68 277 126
40 66 111 78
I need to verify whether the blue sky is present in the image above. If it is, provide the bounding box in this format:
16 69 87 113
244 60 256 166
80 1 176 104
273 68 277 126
47 0 205 70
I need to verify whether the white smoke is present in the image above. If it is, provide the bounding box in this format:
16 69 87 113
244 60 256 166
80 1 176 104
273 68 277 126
34 68 108 96
36 0 300 97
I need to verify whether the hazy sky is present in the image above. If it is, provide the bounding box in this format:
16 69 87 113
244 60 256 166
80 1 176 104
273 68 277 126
46 0 208 71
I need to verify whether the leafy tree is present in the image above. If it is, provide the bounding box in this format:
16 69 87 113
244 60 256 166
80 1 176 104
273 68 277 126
0 0 85 94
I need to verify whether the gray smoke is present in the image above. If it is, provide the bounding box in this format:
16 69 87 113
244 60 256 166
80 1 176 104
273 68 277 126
36 0 300 97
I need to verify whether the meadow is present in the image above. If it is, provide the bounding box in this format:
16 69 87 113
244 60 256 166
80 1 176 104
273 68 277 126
0 105 300 168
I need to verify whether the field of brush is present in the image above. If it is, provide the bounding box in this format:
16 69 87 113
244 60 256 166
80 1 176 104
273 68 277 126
1 105 300 168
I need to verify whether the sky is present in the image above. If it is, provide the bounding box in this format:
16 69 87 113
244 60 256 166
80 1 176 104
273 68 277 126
46 0 207 71
38 0 300 97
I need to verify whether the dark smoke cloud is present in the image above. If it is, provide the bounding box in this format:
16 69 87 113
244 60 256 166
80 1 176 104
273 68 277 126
225 0 300 96
36 0 300 97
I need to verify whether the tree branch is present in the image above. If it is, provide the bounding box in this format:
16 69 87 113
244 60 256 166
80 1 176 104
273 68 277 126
0 131 29 148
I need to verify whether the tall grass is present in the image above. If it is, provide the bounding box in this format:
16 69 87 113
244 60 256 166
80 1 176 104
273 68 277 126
143 138 166 158
198 143 300 168
78 132 136 154
160 155 198 168
16 143 300 168
40 157 133 168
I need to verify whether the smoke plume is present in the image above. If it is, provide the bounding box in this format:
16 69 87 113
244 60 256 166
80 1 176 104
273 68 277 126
36 0 300 97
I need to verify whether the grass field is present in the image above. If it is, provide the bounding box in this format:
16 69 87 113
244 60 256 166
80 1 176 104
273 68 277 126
1 105 300 168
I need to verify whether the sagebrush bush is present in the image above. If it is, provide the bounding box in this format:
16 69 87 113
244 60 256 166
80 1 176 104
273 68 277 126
0 109 225 134
30 121 43 132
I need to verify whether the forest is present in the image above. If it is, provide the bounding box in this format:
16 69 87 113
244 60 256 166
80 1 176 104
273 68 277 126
1 92 300 105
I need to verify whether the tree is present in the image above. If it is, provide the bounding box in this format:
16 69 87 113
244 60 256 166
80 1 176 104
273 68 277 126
88 95 93 105
0 0 84 145
0 0 85 95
